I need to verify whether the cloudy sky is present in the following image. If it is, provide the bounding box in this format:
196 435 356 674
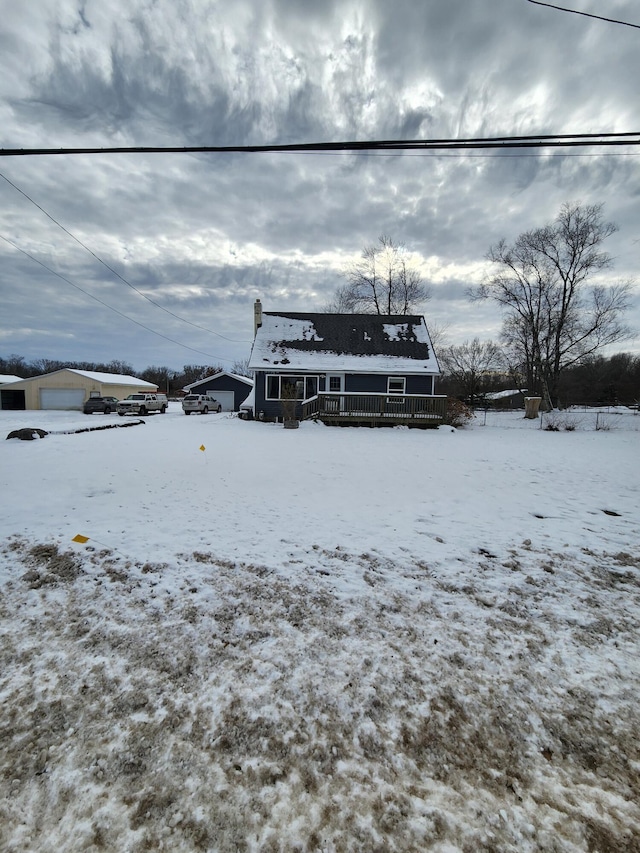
1 0 639 373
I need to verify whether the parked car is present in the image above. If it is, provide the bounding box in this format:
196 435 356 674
182 394 222 415
83 396 120 415
116 393 168 416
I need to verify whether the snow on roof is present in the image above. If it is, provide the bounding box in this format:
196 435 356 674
0 369 157 388
185 370 254 391
249 313 440 374
485 389 526 400
266 317 325 343
0 374 23 384
382 323 414 342
239 386 255 409
67 370 157 387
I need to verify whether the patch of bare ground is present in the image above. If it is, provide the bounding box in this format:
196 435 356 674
18 541 84 588
0 540 638 851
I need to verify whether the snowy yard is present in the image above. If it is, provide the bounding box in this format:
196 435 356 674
0 406 638 852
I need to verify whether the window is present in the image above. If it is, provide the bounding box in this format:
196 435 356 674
266 375 280 400
387 376 405 407
305 377 318 398
266 375 318 400
329 376 342 392
281 377 304 400
387 377 406 394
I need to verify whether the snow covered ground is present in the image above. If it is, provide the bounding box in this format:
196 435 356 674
0 405 638 852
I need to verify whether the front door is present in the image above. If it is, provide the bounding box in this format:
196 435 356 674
326 374 344 412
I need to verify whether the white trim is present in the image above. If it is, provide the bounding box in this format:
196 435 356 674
387 376 406 394
325 373 345 413
326 373 345 393
315 391 444 398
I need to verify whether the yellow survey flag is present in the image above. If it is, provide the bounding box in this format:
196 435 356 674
199 445 206 452
72 534 90 543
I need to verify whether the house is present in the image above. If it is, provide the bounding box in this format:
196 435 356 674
246 300 445 426
0 369 157 411
183 370 254 412
484 389 527 409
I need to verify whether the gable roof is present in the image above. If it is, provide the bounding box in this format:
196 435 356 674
66 369 157 387
184 370 254 392
0 369 156 388
249 313 440 374
0 374 23 384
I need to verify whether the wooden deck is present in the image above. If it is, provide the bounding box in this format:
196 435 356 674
301 392 447 427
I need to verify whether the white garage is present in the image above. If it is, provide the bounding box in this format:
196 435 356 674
210 390 235 412
39 388 86 410
0 369 158 411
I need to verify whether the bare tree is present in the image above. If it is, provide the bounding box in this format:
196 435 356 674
322 283 356 313
475 202 632 408
140 365 176 393
425 320 450 355
105 360 136 376
328 235 430 314
439 338 505 404
0 353 28 377
174 364 224 389
231 357 252 378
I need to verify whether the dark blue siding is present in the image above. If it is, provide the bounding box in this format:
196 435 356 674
406 375 434 395
346 374 433 394
346 374 386 393
190 375 253 410
253 371 282 419
255 370 436 420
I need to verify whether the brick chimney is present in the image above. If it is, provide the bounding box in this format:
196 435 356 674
254 299 262 336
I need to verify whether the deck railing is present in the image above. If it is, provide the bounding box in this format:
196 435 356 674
301 392 447 426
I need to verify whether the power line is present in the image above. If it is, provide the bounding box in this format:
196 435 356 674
1 131 639 157
0 233 233 363
308 149 640 159
526 0 640 30
0 171 251 344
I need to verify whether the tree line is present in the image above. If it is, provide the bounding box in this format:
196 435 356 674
438 342 640 408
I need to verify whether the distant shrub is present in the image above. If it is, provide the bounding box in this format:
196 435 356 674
563 417 579 432
444 398 474 428
595 414 613 431
543 413 581 432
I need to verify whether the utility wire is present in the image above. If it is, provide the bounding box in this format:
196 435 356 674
0 233 232 363
0 171 250 343
1 131 639 157
526 0 640 30
308 149 640 158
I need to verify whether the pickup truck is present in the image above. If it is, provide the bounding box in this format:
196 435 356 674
117 393 168 416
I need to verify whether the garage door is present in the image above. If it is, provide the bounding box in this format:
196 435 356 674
210 390 235 411
39 388 85 410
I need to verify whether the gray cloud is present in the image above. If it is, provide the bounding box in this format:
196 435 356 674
1 0 639 371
